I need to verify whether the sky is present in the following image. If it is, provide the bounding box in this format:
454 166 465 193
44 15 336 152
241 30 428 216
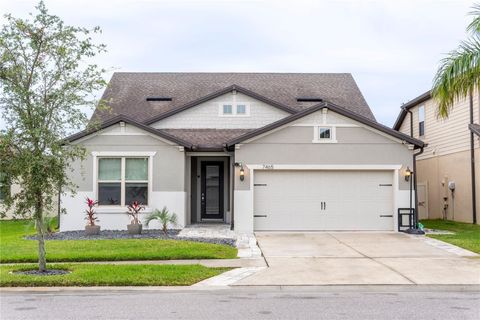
0 0 476 129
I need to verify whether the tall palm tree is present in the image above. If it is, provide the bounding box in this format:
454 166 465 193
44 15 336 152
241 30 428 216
432 4 480 117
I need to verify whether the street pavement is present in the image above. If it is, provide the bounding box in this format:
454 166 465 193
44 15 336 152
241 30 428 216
1 286 479 320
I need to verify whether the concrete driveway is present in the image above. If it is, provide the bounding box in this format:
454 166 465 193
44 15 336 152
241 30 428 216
234 232 480 285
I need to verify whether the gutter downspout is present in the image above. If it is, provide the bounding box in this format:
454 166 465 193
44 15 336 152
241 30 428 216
469 92 477 224
403 106 414 137
413 146 425 231
406 145 425 234
402 105 425 233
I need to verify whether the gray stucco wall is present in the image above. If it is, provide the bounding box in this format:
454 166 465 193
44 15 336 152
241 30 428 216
235 126 413 190
70 134 185 192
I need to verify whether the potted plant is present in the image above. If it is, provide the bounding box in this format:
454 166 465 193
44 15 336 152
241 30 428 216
144 206 178 235
85 197 100 235
127 201 144 234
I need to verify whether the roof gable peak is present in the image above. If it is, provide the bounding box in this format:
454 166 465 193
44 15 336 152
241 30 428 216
143 84 297 125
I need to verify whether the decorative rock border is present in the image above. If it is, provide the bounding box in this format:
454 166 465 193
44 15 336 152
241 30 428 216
12 270 71 276
25 229 236 246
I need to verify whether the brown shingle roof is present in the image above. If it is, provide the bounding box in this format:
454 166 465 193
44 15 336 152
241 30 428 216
93 72 375 123
160 128 252 150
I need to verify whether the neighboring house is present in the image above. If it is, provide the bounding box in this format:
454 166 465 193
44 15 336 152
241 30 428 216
61 73 423 232
0 181 20 219
393 91 479 224
0 174 9 215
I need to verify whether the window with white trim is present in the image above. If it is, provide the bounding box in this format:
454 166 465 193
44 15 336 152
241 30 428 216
418 105 425 137
220 103 250 116
97 157 149 206
319 127 332 139
222 104 233 115
236 104 246 114
313 126 337 143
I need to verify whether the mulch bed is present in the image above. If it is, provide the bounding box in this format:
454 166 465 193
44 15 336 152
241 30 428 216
12 269 71 276
25 229 236 246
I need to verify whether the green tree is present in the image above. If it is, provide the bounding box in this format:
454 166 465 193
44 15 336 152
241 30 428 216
433 4 480 117
0 1 106 271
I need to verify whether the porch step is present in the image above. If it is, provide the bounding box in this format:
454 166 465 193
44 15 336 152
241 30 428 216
177 225 263 259
178 224 236 240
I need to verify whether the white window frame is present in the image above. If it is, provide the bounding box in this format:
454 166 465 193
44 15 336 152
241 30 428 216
221 104 233 115
418 105 425 137
219 103 250 117
92 152 155 210
313 126 337 143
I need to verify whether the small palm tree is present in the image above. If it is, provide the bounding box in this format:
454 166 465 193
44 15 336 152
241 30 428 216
144 207 177 235
433 4 480 118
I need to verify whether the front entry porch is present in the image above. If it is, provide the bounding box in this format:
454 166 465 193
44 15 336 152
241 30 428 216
187 154 233 225
178 223 262 259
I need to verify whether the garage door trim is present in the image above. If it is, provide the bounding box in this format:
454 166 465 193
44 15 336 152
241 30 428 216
247 164 402 232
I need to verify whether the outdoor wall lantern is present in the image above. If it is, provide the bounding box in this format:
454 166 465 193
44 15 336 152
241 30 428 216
234 162 245 181
239 165 245 181
405 167 412 182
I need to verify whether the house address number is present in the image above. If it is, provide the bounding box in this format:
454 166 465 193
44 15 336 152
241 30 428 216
262 164 274 169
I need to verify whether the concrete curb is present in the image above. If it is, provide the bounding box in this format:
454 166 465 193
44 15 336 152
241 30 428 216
193 267 267 286
0 258 267 268
1 284 479 293
414 235 479 257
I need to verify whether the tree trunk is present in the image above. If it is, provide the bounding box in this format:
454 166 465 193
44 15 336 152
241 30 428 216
35 192 47 272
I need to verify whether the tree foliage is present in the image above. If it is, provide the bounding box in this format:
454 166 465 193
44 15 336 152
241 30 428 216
0 1 106 271
433 3 480 118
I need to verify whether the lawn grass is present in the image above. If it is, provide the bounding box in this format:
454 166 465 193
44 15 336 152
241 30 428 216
0 263 231 287
0 220 237 263
420 219 480 254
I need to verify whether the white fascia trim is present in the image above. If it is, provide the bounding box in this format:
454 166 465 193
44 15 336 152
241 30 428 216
292 123 358 127
71 128 179 147
246 164 402 170
91 151 157 157
186 152 232 157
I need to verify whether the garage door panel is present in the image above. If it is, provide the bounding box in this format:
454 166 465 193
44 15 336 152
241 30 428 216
253 170 394 231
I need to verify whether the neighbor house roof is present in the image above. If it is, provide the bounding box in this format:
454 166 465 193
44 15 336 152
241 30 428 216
392 90 431 131
92 72 375 124
227 101 424 148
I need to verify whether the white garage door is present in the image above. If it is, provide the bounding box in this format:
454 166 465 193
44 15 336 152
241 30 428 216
253 170 394 231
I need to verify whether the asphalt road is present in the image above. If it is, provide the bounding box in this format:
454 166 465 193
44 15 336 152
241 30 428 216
1 286 479 320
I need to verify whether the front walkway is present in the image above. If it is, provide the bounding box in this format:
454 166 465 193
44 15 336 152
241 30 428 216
233 232 480 286
178 224 262 259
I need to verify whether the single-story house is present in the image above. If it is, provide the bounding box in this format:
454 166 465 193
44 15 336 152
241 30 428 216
61 73 423 233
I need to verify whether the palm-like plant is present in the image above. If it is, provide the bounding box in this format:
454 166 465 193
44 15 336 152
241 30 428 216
144 207 178 235
433 4 480 118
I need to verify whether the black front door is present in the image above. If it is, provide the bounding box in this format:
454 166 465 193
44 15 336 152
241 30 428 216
201 161 224 220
